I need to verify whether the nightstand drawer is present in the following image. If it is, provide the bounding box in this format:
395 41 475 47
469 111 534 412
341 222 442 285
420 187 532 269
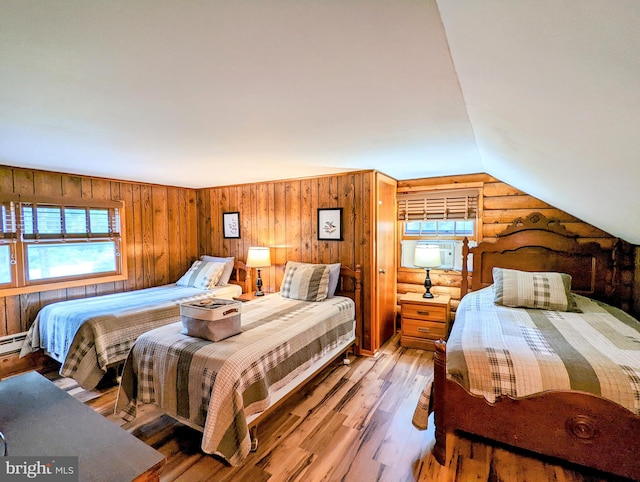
401 303 447 322
403 319 447 339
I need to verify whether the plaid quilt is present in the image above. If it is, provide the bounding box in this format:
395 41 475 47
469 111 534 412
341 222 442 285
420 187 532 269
19 283 241 389
413 287 640 429
116 293 356 466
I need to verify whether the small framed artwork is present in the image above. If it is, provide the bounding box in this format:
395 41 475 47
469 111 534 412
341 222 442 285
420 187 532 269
317 208 343 241
223 212 241 239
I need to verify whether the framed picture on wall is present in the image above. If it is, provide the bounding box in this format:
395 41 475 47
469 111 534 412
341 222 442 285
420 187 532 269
317 208 343 241
223 212 241 239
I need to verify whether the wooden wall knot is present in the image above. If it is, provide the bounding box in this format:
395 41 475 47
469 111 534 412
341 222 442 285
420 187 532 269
565 415 598 442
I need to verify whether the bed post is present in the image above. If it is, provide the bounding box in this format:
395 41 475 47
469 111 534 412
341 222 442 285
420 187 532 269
461 237 469 297
433 339 447 465
353 265 362 356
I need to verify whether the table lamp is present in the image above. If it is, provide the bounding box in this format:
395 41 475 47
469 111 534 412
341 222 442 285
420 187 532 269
414 244 441 298
245 247 271 296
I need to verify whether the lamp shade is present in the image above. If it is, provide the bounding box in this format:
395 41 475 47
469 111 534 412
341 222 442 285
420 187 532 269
246 247 271 268
414 245 441 268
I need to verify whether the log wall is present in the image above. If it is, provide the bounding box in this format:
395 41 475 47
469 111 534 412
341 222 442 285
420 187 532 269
397 173 638 316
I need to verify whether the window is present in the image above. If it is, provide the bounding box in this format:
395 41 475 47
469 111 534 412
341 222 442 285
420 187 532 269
0 196 126 295
404 220 475 237
398 189 479 271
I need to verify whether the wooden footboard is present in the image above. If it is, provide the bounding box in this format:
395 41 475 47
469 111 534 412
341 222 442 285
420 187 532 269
433 340 640 480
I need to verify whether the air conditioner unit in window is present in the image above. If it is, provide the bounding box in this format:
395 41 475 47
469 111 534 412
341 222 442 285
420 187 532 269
401 240 455 270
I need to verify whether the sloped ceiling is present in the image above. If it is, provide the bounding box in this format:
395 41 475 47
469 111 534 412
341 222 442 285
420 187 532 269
0 1 638 244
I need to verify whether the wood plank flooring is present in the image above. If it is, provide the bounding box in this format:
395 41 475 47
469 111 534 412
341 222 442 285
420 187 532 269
83 335 624 482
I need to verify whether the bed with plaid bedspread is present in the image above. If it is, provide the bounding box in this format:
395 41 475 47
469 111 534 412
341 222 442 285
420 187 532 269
116 293 356 466
19 283 241 389
413 286 640 429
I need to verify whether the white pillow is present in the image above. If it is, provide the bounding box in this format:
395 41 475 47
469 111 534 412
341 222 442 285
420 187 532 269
327 263 341 297
177 261 226 290
200 255 235 285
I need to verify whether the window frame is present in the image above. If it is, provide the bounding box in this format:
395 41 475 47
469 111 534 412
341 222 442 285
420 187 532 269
0 195 128 296
397 185 482 274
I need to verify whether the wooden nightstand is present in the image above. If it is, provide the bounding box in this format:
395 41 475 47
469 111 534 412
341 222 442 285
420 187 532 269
399 292 451 351
233 292 271 302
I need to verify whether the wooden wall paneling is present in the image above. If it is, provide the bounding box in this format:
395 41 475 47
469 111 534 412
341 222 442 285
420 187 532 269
339 174 357 271
12 169 35 195
130 184 144 290
140 185 155 288
33 170 62 197
273 182 287 291
166 187 181 282
119 182 136 292
5 297 20 336
196 189 210 258
219 186 231 257
240 183 252 263
185 189 197 268
0 166 13 193
61 174 82 199
0 298 6 337
151 185 169 286
300 179 313 265
332 176 342 261
221 186 234 257
285 180 302 264
316 176 331 264
266 183 277 293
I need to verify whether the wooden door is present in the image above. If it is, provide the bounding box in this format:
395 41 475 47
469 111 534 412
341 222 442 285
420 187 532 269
374 172 397 350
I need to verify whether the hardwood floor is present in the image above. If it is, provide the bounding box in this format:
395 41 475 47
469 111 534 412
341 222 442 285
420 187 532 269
84 335 624 482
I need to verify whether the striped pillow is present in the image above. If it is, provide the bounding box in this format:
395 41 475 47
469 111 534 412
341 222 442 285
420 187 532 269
280 261 330 302
493 267 576 312
176 261 226 290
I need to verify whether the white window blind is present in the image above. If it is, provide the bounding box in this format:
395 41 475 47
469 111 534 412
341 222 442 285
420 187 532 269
0 200 17 240
19 203 120 241
397 189 479 221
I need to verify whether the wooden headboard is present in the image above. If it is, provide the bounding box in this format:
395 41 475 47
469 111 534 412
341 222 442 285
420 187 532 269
229 260 249 293
461 213 613 298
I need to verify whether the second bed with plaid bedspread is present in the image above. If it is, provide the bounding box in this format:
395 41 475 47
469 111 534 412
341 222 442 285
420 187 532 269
116 293 356 466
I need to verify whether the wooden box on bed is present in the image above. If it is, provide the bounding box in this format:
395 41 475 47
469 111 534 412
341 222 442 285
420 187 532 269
432 213 640 481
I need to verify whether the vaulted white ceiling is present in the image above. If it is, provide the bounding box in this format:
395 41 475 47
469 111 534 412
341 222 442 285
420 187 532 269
1 1 639 243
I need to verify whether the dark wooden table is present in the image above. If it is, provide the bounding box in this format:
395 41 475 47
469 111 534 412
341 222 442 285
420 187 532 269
0 371 165 481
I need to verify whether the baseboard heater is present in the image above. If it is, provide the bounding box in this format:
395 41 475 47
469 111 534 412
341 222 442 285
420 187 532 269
0 332 28 356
